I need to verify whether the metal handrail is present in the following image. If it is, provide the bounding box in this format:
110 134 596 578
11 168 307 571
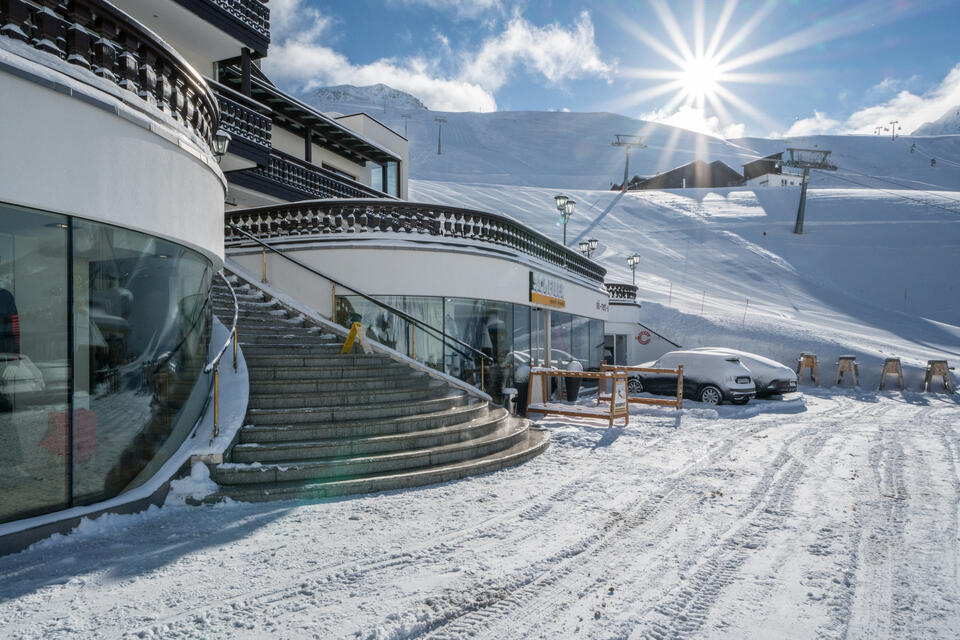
203 270 240 437
228 224 493 366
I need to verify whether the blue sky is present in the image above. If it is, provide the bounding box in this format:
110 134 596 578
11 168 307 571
265 0 960 137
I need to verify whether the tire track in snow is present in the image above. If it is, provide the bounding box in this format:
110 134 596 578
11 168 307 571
404 405 839 640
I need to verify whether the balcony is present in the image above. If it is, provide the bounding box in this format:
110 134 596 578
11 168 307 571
171 0 269 56
227 151 394 202
224 200 607 285
209 79 271 164
606 282 638 302
0 0 219 152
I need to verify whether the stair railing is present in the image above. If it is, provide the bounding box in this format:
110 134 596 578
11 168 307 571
227 223 494 391
203 270 240 437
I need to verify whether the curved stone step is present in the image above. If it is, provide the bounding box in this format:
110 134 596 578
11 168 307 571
232 407 510 463
214 418 528 485
248 382 451 409
200 426 549 503
240 401 489 443
244 353 393 368
249 374 431 395
247 362 414 381
245 392 468 425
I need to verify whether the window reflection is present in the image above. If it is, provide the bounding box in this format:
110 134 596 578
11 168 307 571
72 220 212 503
0 205 70 522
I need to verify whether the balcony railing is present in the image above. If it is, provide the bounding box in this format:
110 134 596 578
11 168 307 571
606 282 638 301
0 0 219 150
204 0 269 39
250 151 393 200
225 200 608 285
210 80 270 150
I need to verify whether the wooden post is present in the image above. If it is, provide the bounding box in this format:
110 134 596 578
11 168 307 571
835 355 858 387
925 360 954 393
879 358 904 391
797 353 819 386
676 364 684 410
261 248 267 283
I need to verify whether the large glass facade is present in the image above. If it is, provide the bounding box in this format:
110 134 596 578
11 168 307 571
0 203 214 525
336 294 602 403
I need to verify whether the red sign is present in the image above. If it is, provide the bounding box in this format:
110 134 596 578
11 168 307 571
637 331 651 345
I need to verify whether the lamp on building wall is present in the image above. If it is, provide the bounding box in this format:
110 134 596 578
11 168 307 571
579 238 599 258
627 253 640 284
213 128 232 161
554 195 576 245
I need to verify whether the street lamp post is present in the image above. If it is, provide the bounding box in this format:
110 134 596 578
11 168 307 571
554 194 576 245
579 238 599 258
627 253 640 284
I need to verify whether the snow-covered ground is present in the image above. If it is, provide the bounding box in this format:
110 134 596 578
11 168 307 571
1 391 959 639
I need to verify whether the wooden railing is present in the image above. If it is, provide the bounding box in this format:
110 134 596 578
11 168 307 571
606 282 638 301
225 200 608 285
0 0 219 150
250 151 392 200
205 0 269 39
210 80 270 149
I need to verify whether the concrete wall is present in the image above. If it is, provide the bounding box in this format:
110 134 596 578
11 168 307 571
607 302 679 364
0 51 225 265
230 240 608 322
336 113 409 199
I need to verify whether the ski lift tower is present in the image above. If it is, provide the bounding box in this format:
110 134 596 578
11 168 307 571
783 147 837 234
612 134 646 192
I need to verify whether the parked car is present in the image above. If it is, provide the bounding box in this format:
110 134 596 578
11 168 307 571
630 349 756 405
688 348 798 397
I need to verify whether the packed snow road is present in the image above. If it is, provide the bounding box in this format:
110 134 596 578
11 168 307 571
2 390 959 639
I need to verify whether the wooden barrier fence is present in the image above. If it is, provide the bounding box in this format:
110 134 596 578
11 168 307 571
526 368 630 427
599 364 684 410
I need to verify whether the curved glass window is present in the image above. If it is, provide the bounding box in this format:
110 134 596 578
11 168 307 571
0 203 213 525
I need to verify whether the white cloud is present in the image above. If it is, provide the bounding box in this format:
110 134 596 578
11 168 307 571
775 110 842 137
461 11 613 92
842 64 960 134
774 65 960 138
641 105 745 139
264 2 612 112
389 0 504 19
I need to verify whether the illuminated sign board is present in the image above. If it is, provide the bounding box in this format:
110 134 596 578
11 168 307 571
529 271 565 308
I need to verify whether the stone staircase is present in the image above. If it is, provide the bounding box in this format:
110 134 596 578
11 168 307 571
202 272 549 502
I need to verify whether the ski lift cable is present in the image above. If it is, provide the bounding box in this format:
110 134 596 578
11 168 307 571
833 166 960 205
815 170 960 216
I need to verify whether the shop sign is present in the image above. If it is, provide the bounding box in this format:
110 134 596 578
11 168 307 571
529 271 565 308
613 377 628 409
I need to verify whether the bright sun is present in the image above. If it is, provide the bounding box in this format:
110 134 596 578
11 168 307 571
680 56 721 100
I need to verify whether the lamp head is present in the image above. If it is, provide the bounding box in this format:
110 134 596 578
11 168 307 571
589 238 599 251
579 240 590 254
554 194 568 210
213 128 232 158
563 200 576 216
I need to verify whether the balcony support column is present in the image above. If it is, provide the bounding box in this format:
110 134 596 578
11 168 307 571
304 126 312 163
240 47 251 97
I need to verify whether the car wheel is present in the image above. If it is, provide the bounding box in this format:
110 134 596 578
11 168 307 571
628 377 643 393
731 397 750 405
699 385 723 405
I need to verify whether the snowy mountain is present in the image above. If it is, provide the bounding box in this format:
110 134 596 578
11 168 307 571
913 104 960 135
303 84 960 192
304 83 428 117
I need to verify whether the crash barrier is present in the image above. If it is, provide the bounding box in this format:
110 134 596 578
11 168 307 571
835 355 859 387
526 368 630 427
878 357 905 391
797 353 819 386
597 364 684 410
925 360 955 393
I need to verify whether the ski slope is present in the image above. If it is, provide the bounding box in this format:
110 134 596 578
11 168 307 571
411 180 960 388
